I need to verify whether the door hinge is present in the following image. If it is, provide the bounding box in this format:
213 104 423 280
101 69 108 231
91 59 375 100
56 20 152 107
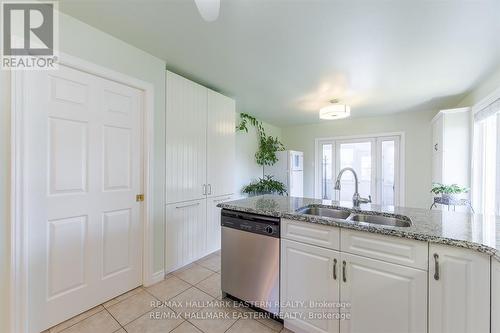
136 194 145 202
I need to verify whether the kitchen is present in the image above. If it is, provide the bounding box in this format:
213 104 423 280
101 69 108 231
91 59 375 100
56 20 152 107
1 1 500 333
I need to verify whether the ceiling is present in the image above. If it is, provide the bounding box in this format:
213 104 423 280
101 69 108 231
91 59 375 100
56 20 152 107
59 0 500 126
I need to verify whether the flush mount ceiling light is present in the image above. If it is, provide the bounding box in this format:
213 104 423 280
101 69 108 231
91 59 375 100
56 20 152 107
319 99 351 120
194 0 220 22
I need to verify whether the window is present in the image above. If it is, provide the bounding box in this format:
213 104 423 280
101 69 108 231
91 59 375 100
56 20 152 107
472 99 500 215
316 134 403 206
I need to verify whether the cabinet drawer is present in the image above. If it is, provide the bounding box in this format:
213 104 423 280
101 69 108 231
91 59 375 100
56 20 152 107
340 229 428 270
281 219 340 250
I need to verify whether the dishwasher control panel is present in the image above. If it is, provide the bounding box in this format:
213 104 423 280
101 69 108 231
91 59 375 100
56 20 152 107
221 209 280 238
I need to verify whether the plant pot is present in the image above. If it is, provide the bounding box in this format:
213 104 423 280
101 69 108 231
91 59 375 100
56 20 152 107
441 193 457 202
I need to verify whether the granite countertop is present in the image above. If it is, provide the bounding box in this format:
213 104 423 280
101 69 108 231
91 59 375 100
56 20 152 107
217 195 500 262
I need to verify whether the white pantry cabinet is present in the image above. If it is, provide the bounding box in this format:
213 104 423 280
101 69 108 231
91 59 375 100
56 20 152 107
428 244 490 333
166 71 208 204
340 253 427 333
206 195 233 254
281 239 340 333
207 90 236 197
165 71 235 272
165 199 207 272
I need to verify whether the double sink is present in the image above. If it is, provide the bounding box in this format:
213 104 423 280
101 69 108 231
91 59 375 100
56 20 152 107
296 206 411 228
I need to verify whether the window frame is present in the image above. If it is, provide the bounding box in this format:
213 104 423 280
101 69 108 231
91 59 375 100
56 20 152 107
314 132 406 206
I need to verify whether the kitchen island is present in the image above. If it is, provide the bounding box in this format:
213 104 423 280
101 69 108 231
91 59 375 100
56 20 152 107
218 195 500 333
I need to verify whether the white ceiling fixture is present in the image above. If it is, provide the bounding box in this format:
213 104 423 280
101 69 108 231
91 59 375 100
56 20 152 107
194 0 220 22
319 99 351 120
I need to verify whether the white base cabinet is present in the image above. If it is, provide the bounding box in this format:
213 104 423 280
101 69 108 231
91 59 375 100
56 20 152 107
429 244 490 333
206 195 233 254
281 239 340 333
340 253 427 333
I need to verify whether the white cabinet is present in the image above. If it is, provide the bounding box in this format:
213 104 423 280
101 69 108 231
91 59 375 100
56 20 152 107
166 71 207 203
165 199 207 272
165 71 235 271
493 259 500 333
206 195 233 254
281 239 340 333
281 223 427 333
207 90 236 197
431 108 470 187
340 253 427 333
429 244 490 333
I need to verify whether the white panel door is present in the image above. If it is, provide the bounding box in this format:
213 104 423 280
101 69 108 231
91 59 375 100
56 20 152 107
429 244 490 333
165 199 207 272
206 195 233 254
166 71 207 204
340 253 427 333
207 89 235 197
24 65 143 333
281 239 340 333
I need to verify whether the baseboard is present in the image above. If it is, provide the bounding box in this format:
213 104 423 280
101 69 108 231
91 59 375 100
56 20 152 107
144 270 165 287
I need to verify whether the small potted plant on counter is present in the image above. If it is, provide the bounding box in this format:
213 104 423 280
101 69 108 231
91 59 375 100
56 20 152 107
431 183 469 202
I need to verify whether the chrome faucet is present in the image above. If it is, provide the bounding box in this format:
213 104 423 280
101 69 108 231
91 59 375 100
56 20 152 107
334 167 372 208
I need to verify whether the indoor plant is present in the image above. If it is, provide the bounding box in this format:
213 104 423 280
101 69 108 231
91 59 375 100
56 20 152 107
430 183 469 201
237 113 287 195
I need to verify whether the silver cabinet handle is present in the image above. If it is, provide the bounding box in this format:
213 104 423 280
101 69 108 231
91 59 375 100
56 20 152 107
333 258 337 280
202 184 207 195
175 202 200 209
208 184 212 195
433 253 440 280
342 260 347 282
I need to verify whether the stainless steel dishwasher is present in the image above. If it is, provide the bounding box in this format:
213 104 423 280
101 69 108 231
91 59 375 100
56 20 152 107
221 209 280 316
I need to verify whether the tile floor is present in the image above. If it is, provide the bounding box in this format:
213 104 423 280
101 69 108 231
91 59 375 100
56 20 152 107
43 251 292 333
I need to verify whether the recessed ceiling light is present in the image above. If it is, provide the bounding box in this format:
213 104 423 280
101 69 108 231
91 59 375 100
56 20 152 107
319 99 351 120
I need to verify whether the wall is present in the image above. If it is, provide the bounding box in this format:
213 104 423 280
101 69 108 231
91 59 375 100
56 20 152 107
0 12 167 333
281 109 437 209
457 63 500 107
0 67 11 333
234 117 282 197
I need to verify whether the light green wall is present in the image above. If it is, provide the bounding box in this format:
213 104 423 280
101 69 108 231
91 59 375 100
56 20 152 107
0 67 11 333
0 13 167 333
457 64 500 107
235 116 282 197
281 109 437 209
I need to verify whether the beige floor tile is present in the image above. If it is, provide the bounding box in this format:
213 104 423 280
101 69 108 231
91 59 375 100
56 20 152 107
171 321 203 333
107 290 157 326
124 308 184 333
169 287 214 318
196 255 221 272
113 330 126 333
257 317 284 332
195 273 222 299
103 287 144 308
146 275 191 301
188 302 238 333
226 318 276 333
48 305 104 333
280 328 295 333
173 264 214 285
58 310 120 333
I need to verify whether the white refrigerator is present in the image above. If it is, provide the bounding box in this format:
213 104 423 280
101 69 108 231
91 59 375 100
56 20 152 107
266 150 304 197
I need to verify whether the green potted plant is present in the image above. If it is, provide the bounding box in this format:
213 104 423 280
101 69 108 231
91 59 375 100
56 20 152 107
430 183 469 201
242 175 288 196
237 113 287 196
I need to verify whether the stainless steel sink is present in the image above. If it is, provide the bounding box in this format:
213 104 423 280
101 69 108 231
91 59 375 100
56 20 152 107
349 214 411 227
296 206 351 220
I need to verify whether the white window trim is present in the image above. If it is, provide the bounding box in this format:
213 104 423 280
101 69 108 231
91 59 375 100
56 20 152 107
314 132 406 206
